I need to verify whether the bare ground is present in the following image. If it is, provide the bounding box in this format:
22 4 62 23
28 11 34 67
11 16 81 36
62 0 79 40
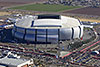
0 0 47 3
0 0 47 7
63 7 100 16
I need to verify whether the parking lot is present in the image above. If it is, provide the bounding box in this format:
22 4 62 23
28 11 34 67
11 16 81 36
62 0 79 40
0 12 99 67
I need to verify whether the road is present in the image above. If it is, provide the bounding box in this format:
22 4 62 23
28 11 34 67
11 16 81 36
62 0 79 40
61 27 100 67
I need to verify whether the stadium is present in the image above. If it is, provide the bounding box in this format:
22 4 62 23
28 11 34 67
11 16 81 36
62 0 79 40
12 14 84 43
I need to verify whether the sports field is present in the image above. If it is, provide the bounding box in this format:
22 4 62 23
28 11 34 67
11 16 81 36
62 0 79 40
9 4 82 12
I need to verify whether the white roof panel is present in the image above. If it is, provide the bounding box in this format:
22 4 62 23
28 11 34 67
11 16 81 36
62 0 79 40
34 19 62 27
0 57 28 66
15 15 81 29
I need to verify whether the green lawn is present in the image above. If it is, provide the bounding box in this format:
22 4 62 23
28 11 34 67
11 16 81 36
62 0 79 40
9 4 82 12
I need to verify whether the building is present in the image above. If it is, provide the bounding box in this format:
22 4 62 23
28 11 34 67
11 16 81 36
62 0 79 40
0 52 34 67
12 14 83 43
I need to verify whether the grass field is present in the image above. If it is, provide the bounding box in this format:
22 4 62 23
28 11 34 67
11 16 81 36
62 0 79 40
9 4 82 12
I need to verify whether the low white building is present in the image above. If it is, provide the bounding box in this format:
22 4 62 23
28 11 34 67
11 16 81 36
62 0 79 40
0 52 34 67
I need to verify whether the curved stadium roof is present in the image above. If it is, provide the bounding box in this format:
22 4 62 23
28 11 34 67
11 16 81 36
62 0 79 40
15 14 81 29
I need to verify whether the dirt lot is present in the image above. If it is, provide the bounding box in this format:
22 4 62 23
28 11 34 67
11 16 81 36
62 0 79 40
0 12 11 16
63 7 100 16
79 18 100 23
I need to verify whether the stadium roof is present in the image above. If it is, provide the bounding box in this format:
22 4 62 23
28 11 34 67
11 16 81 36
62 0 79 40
15 15 81 29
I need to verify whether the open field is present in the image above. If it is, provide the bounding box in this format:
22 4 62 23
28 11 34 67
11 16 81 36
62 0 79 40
0 0 47 3
9 4 82 12
0 0 48 3
0 0 47 8
63 7 100 16
0 2 25 8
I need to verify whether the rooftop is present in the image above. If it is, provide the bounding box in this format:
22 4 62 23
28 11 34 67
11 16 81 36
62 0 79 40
15 15 81 29
0 57 28 66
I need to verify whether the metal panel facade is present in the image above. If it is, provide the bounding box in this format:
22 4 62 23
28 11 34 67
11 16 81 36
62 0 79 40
60 28 72 40
12 26 83 43
73 27 80 38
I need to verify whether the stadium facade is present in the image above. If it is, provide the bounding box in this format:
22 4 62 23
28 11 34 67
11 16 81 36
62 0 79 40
12 14 83 43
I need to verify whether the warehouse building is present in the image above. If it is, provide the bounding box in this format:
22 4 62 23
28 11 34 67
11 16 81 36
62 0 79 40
0 52 34 67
